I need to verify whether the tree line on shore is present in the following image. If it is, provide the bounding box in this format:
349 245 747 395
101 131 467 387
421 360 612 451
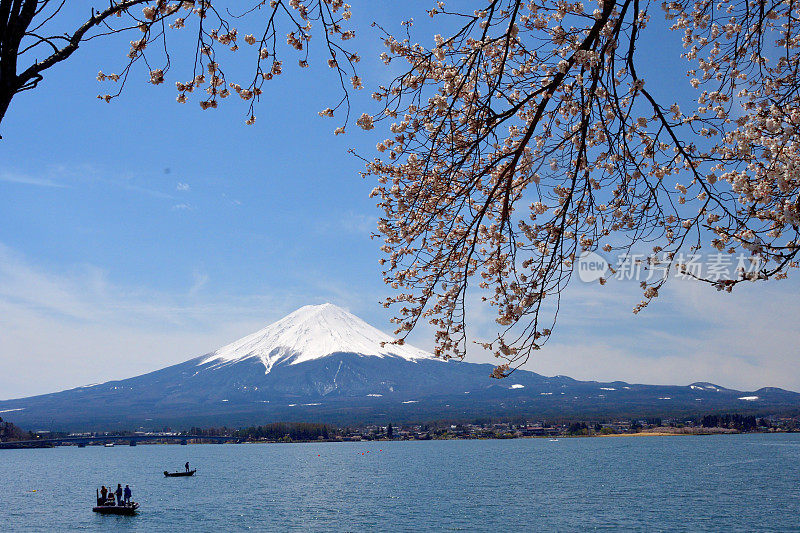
3 413 798 444
184 414 798 442
699 414 761 432
189 422 335 442
0 417 33 442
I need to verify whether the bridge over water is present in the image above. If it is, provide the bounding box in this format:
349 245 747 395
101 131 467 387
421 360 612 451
0 434 240 449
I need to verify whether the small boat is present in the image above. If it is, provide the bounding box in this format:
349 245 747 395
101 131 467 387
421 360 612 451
164 469 196 477
92 502 139 515
104 443 114 447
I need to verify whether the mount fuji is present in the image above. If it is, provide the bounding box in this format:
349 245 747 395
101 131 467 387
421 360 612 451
2 303 799 431
200 302 434 373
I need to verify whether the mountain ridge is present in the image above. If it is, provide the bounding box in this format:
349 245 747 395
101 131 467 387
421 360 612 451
2 304 799 431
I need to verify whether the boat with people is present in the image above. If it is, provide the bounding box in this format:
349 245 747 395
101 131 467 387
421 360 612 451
92 502 139 515
165 462 196 477
93 486 137 515
164 469 196 477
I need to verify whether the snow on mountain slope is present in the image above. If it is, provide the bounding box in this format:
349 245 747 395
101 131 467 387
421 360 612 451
201 303 434 373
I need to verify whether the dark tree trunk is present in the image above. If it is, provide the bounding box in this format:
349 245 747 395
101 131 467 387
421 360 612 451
0 0 41 132
0 87 12 128
0 1 152 133
0 0 22 131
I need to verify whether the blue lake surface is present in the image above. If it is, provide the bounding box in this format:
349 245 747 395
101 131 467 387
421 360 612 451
2 433 799 531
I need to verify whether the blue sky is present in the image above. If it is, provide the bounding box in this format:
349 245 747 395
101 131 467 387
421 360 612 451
1 3 798 399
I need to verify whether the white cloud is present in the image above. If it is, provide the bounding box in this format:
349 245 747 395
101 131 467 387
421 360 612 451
322 210 377 236
0 243 304 399
2 165 177 199
177 182 190 191
519 277 800 391
0 171 66 188
189 271 209 296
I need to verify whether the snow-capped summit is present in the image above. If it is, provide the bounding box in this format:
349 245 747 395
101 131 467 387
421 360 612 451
202 303 433 373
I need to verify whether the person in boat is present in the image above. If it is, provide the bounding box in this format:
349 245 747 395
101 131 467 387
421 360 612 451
100 486 108 504
115 484 123 506
185 461 190 472
124 485 132 505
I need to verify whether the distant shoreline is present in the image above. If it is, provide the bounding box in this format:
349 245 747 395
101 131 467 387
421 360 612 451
4 415 796 449
5 429 794 450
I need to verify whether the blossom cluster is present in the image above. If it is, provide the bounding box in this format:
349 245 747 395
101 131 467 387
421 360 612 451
362 0 800 375
94 0 358 126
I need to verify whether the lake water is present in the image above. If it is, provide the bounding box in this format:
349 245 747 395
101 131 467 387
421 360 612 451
2 434 799 531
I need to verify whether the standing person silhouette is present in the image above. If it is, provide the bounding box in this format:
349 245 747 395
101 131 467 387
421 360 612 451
115 484 123 506
124 485 132 505
185 461 190 472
